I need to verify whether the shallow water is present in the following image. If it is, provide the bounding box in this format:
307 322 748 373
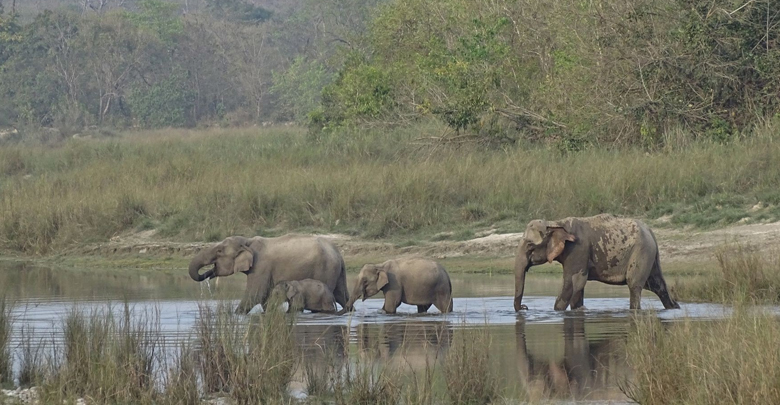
0 260 735 401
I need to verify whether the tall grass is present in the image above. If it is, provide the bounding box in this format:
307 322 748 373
194 300 298 403
0 298 11 386
673 243 780 304
16 326 45 387
39 304 161 403
445 326 500 405
625 310 780 404
0 300 519 404
2 124 780 253
332 353 401 405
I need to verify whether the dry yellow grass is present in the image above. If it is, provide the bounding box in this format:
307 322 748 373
3 123 780 253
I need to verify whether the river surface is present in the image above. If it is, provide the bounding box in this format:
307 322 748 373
0 260 733 402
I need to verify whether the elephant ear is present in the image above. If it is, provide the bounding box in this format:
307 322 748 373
376 270 389 291
233 248 254 274
285 284 297 300
546 228 576 263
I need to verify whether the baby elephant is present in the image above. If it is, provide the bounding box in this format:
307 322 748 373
342 257 453 314
270 279 338 313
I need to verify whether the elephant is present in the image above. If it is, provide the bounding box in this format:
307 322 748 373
269 279 338 313
514 214 679 311
342 257 453 314
188 235 348 314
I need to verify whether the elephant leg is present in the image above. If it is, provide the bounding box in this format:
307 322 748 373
555 275 574 311
629 286 643 310
333 277 349 309
236 293 260 314
627 248 655 310
417 304 432 313
568 270 588 310
434 295 453 313
383 292 401 314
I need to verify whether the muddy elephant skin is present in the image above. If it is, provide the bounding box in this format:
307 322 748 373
514 214 679 311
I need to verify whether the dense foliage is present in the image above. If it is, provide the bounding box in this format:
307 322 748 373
1 0 780 147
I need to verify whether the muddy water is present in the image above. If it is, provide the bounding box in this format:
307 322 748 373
0 260 730 402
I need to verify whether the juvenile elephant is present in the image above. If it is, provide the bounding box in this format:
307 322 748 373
514 214 679 311
270 279 338 313
342 257 453 314
188 235 348 314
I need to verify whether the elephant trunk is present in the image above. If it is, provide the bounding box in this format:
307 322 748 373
189 247 216 282
514 253 530 311
341 281 363 313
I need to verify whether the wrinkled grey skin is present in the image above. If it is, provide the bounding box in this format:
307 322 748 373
270 279 338 313
514 214 679 311
341 257 453 314
189 235 348 314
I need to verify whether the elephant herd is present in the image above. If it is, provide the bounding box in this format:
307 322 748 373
188 214 679 314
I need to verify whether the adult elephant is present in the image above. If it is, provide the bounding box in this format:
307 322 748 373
514 214 679 311
188 235 348 314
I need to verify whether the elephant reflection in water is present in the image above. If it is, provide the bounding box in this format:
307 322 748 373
290 324 349 394
356 321 452 371
515 314 630 400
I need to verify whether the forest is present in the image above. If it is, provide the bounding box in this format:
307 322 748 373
0 0 779 149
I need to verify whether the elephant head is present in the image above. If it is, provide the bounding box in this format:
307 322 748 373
189 236 255 283
268 281 298 310
514 220 576 311
343 264 389 311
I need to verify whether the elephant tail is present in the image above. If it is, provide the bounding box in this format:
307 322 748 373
646 250 680 309
337 255 350 307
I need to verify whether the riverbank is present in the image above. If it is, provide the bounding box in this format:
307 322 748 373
8 217 776 274
3 125 780 255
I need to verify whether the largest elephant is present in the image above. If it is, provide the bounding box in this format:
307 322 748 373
189 235 348 314
514 214 679 311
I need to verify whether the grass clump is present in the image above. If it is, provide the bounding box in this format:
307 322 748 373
445 326 500 405
625 310 780 404
674 243 780 304
194 301 298 403
159 343 199 405
16 326 46 387
333 338 401 405
39 304 161 403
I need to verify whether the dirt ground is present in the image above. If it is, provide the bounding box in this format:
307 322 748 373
79 220 780 264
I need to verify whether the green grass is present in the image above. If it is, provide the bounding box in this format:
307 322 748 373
2 123 780 253
672 243 780 304
624 309 780 404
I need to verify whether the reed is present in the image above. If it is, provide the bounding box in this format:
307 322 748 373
444 326 500 405
0 298 11 386
625 309 780 404
673 243 780 304
38 303 161 403
193 299 298 404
